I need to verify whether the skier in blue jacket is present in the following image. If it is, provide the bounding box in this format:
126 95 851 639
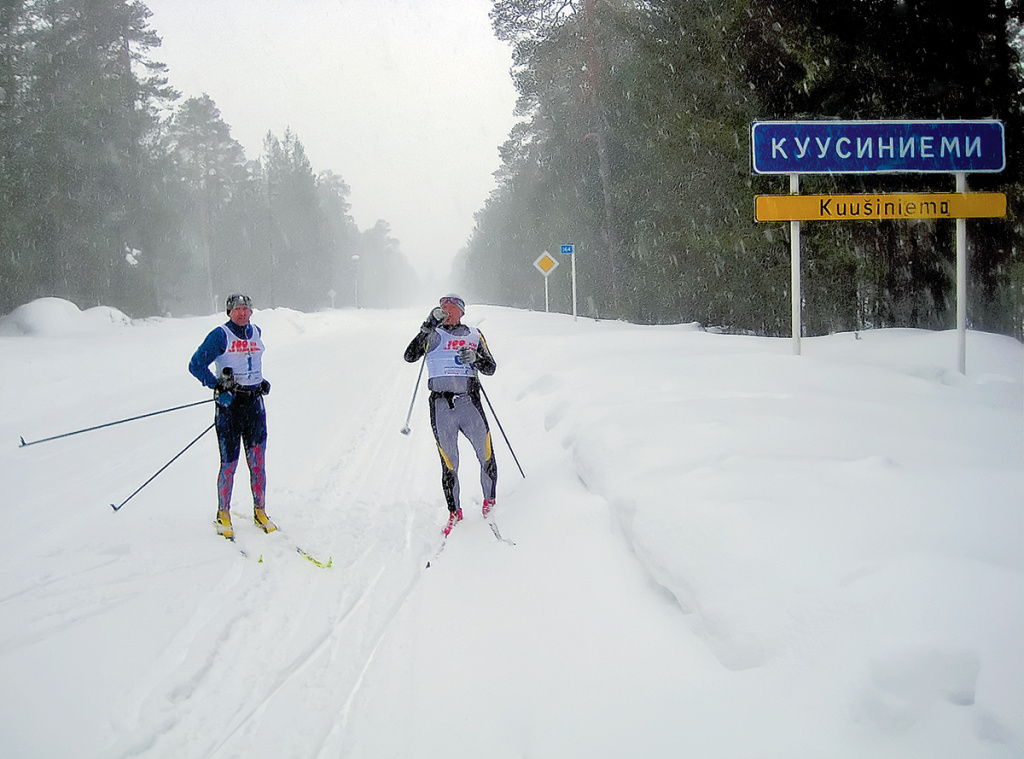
189 293 275 540
404 294 497 536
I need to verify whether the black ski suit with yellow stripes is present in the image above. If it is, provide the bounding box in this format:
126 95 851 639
404 322 497 514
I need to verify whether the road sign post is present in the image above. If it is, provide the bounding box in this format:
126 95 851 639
560 244 577 321
533 251 559 312
956 173 968 374
751 120 1006 372
790 174 801 356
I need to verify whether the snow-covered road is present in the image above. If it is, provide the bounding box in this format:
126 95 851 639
2 301 1021 758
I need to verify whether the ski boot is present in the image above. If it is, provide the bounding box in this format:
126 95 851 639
482 499 495 518
443 507 463 537
253 507 278 533
215 510 234 540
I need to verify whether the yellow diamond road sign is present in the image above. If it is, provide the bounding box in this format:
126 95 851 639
755 192 1006 222
534 251 559 276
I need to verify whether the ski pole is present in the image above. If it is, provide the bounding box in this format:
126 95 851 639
400 355 426 435
111 422 215 512
477 379 525 478
20 398 215 448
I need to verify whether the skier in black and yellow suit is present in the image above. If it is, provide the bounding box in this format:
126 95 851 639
404 294 497 536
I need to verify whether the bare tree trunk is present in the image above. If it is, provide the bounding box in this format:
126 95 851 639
584 0 620 309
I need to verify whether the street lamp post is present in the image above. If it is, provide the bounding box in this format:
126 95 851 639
351 254 360 309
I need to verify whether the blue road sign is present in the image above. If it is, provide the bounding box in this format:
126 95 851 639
751 120 1005 174
560 244 574 255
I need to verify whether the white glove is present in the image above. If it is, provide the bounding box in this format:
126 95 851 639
420 307 447 334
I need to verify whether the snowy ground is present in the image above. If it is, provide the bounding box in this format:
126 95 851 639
1 297 1021 758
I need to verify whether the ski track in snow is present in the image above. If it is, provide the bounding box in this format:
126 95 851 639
100 316 447 758
0 311 446 758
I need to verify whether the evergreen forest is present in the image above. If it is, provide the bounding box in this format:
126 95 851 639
461 0 1024 338
0 0 415 317
1 0 1021 339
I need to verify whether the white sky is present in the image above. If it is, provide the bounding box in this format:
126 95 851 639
142 0 520 277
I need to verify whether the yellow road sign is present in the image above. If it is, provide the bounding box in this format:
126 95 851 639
755 192 1006 222
533 251 559 276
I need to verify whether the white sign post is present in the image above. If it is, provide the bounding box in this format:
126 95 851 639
533 251 559 312
789 174 801 356
561 244 577 321
955 172 967 373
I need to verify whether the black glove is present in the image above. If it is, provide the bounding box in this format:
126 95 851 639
259 379 271 396
215 368 237 392
214 368 237 406
420 307 447 334
457 347 478 365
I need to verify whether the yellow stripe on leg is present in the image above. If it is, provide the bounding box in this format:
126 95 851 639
437 443 455 471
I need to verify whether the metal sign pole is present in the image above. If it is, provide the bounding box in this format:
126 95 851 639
571 249 578 321
956 172 968 374
560 244 578 321
790 173 802 356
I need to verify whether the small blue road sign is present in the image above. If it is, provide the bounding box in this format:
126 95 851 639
560 244 574 255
